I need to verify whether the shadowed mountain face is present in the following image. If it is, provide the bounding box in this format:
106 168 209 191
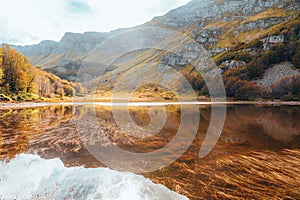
12 0 300 88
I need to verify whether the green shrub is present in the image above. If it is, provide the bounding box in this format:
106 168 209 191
20 93 40 101
249 39 263 49
246 62 265 79
292 51 300 68
0 94 12 102
17 96 25 102
214 51 236 65
280 93 294 101
30 93 39 100
215 50 253 66
64 85 75 96
11 95 18 101
224 77 240 97
234 81 262 101
235 52 252 63
223 66 249 80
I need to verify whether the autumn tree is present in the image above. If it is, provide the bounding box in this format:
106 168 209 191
56 87 65 99
0 68 3 85
63 84 75 96
1 45 28 94
0 45 84 101
24 65 39 93
0 45 40 95
38 74 54 97
74 82 87 94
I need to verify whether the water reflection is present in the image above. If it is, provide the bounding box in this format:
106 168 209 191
0 104 300 199
0 105 299 163
0 106 73 160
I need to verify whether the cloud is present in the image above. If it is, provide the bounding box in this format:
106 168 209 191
0 0 190 45
66 0 93 13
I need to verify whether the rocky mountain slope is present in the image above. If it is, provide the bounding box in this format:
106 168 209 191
12 0 300 100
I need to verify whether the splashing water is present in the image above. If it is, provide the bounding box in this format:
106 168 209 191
0 154 188 200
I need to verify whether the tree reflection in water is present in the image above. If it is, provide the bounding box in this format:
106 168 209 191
0 105 300 199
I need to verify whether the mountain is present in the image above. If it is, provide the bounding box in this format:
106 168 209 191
13 0 300 100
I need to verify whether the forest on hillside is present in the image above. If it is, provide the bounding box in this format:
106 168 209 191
0 45 86 102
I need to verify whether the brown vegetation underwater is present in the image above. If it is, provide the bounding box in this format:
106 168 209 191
146 149 300 200
0 105 299 200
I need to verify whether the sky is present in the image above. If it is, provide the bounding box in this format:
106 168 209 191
0 0 190 46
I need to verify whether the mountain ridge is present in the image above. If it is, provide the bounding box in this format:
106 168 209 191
14 0 297 68
11 0 300 100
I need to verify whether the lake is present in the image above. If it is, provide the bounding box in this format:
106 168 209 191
0 103 299 199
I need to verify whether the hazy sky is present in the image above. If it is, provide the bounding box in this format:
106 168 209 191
0 0 190 45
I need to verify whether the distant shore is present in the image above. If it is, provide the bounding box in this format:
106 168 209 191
1 99 300 110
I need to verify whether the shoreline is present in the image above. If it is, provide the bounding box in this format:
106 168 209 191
1 100 300 110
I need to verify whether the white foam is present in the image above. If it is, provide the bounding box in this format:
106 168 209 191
0 154 188 200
